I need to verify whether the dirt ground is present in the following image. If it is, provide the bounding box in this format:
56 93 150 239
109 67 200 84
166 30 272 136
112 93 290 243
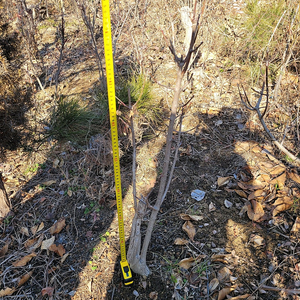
1 0 300 299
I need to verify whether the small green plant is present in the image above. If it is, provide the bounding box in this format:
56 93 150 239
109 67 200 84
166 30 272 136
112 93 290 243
99 231 110 242
3 215 12 225
48 96 104 144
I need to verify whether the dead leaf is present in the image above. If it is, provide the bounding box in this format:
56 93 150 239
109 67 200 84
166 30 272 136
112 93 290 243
217 176 231 187
229 295 251 300
182 221 196 241
31 225 38 235
273 196 293 216
209 202 216 212
291 217 300 232
179 257 197 270
218 284 238 300
0 243 9 257
0 287 16 297
12 253 36 267
248 189 266 200
208 278 219 292
67 190 72 196
28 234 44 252
18 271 33 287
24 237 38 248
180 213 204 221
41 236 55 250
238 180 265 191
49 244 66 257
235 189 248 198
41 287 54 296
288 171 300 184
218 266 231 283
270 172 286 190
49 218 66 235
53 158 60 168
211 254 228 263
257 174 271 183
247 200 265 221
42 180 56 186
250 234 265 247
20 227 30 236
270 165 286 175
60 252 69 263
37 222 44 233
174 238 189 245
149 291 158 300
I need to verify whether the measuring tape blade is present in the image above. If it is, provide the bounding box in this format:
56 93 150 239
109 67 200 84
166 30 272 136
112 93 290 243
101 0 133 286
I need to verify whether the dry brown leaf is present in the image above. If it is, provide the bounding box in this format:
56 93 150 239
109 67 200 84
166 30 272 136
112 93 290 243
41 286 54 296
12 253 36 267
174 238 189 245
257 174 271 183
270 165 286 175
42 180 56 186
273 196 293 216
270 172 286 190
49 244 66 257
288 171 300 184
49 218 66 235
31 225 38 235
18 271 33 287
0 243 9 257
27 234 44 253
41 236 55 251
209 202 216 212
248 189 266 200
291 217 300 232
235 189 248 198
37 222 44 233
60 252 69 263
218 284 238 300
182 221 196 241
0 287 16 297
180 214 204 221
24 237 38 248
247 200 265 221
179 257 196 270
218 266 231 283
211 254 228 263
229 294 251 300
217 176 231 187
251 145 261 153
208 278 219 292
20 227 30 236
238 181 264 191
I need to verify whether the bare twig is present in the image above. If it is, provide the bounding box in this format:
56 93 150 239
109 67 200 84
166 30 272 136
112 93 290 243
238 64 300 165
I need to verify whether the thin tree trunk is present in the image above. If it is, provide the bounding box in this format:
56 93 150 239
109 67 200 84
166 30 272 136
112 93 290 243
0 173 11 219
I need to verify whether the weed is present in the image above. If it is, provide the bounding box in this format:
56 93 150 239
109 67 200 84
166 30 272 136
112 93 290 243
48 96 105 145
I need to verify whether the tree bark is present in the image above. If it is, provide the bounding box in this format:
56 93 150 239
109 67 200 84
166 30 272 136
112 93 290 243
0 172 11 219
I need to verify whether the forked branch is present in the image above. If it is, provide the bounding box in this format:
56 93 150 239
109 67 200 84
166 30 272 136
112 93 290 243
238 64 300 165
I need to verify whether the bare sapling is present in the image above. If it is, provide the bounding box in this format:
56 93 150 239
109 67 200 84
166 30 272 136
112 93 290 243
127 2 205 276
238 63 300 166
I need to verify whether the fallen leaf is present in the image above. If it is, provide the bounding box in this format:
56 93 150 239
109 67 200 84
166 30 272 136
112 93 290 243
291 217 300 232
248 189 266 200
67 190 72 196
180 214 204 221
218 266 231 283
60 252 69 263
238 180 265 191
20 227 30 236
211 254 228 263
18 271 33 287
270 165 286 175
149 291 158 300
229 294 251 300
12 253 36 267
250 234 265 247
49 244 66 257
208 278 219 292
270 172 286 190
31 225 38 235
235 189 248 198
209 202 216 212
0 287 16 297
0 243 8 257
42 180 56 186
179 257 196 270
41 287 54 296
49 218 66 235
257 174 271 183
218 284 238 300
41 236 55 251
25 237 38 248
182 221 196 241
273 196 293 216
53 158 60 168
288 171 300 184
217 176 231 187
247 200 265 221
37 222 44 233
174 238 189 245
28 234 44 252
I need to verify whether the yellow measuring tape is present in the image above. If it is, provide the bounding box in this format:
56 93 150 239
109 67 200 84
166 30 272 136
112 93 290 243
101 0 133 286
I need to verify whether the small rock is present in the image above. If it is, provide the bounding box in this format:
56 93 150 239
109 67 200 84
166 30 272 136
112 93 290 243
133 290 139 297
